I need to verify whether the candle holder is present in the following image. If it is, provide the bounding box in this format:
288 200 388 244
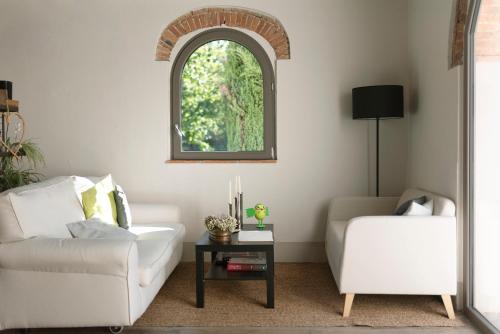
227 177 244 232
239 192 244 230
234 196 239 231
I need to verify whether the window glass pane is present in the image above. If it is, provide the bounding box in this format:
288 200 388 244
473 0 500 328
180 40 264 152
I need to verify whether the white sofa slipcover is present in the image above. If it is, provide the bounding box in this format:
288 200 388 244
325 188 457 319
0 177 185 331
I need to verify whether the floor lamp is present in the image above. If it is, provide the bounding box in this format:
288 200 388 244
352 85 404 197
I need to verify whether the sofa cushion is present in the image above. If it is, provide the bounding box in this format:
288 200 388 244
67 219 137 240
71 176 96 202
114 185 132 229
0 177 76 242
403 200 433 216
130 222 185 287
0 193 23 243
72 175 118 202
1 176 69 196
10 178 85 239
393 196 426 215
81 175 118 225
397 189 455 217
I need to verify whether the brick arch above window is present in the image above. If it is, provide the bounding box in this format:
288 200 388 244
155 7 290 61
451 0 468 67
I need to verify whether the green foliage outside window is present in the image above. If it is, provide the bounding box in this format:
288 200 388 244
181 40 264 152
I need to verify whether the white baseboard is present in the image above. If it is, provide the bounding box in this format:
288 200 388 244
181 241 327 262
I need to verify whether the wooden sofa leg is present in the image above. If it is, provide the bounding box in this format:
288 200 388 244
441 294 455 320
343 293 355 317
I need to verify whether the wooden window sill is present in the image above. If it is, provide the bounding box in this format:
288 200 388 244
166 160 277 164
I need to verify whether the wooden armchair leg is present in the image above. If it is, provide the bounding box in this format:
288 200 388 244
343 293 355 317
441 294 455 320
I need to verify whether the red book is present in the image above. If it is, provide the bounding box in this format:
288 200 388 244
227 263 267 271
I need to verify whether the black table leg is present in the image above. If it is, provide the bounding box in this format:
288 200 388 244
196 248 204 308
211 251 217 263
266 248 275 308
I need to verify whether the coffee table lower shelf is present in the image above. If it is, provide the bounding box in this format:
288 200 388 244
205 263 267 280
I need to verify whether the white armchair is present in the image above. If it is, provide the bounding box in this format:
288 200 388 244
325 189 457 319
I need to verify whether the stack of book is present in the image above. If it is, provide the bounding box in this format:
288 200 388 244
224 252 267 272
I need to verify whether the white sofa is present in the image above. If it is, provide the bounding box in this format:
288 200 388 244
0 176 185 331
325 189 457 319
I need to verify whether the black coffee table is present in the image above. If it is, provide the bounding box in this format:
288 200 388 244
195 224 274 308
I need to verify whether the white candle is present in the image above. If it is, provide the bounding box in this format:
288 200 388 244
238 176 242 194
228 180 232 203
235 176 239 194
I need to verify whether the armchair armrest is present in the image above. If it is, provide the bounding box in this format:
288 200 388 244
129 203 181 225
328 196 399 221
0 237 138 277
340 215 457 295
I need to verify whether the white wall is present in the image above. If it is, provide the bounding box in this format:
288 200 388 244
407 0 463 305
0 0 409 247
407 0 461 200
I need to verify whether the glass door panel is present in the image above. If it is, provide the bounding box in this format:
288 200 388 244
472 0 500 329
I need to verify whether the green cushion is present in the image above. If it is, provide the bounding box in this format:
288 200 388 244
81 175 117 225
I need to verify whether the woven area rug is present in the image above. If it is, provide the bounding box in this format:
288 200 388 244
135 263 465 327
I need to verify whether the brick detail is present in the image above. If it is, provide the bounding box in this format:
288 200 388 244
476 0 500 61
451 0 500 66
451 0 468 67
155 7 290 61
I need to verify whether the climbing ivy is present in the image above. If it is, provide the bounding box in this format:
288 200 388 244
181 40 264 152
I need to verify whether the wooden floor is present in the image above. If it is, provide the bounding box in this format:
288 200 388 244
4 325 481 334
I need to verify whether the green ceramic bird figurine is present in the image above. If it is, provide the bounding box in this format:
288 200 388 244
246 203 270 229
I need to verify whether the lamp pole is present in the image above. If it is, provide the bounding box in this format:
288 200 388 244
352 85 404 198
376 117 380 197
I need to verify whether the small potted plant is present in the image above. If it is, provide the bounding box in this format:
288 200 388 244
205 214 237 243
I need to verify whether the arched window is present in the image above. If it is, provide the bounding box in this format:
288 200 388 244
171 28 276 160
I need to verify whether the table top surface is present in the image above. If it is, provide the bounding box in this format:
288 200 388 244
196 224 274 249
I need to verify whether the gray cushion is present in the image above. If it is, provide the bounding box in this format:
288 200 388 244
114 185 132 229
402 200 433 216
66 219 137 240
393 196 426 216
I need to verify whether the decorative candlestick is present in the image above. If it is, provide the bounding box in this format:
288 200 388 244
239 192 244 230
234 196 239 230
228 180 233 216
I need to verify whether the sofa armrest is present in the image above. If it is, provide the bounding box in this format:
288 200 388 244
129 203 181 225
0 237 138 277
328 196 399 221
340 215 457 295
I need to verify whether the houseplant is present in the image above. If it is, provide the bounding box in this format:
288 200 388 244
205 214 237 242
0 80 45 192
0 138 44 192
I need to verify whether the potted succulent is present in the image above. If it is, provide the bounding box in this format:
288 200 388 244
205 214 237 243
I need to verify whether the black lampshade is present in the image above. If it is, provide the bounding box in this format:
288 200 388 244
0 81 13 99
352 85 404 119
